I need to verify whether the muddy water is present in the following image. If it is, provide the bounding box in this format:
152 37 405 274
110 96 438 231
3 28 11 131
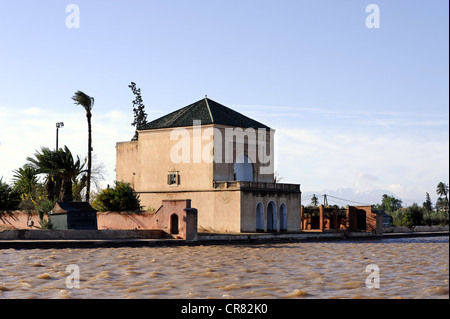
0 237 448 299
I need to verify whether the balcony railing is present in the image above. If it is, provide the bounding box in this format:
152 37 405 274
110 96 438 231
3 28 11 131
213 181 300 192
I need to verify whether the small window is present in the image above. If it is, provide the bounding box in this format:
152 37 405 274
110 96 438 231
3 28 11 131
167 171 180 186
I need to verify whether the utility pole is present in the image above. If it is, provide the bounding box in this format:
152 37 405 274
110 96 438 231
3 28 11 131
323 194 328 207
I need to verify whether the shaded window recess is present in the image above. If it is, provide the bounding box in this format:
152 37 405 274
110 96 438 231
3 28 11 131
167 171 180 186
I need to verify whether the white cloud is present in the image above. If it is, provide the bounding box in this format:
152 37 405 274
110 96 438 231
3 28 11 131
0 106 134 189
274 123 449 205
232 104 449 200
356 172 378 182
23 107 42 116
105 110 123 119
236 104 449 129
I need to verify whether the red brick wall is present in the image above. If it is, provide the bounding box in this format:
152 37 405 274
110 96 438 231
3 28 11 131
1 199 198 240
301 205 378 234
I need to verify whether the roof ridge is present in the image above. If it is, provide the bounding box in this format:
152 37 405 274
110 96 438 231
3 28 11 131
204 96 214 123
140 97 270 131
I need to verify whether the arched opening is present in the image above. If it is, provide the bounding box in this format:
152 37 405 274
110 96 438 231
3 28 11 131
233 154 254 182
267 201 277 232
170 213 179 235
256 202 264 231
280 203 287 231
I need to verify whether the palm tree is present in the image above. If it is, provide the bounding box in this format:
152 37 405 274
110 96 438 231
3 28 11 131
12 165 39 196
72 90 94 202
436 182 449 202
436 182 449 212
27 146 86 202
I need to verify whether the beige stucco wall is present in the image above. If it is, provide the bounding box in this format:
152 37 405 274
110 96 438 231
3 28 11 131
133 126 214 192
138 190 242 233
240 191 301 232
212 125 274 183
116 122 298 233
136 188 302 233
116 124 275 192
211 190 242 232
116 141 139 189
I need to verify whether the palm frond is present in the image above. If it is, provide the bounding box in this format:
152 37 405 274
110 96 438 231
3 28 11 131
26 146 85 179
72 90 94 112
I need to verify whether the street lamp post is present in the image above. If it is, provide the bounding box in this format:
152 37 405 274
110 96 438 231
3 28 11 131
56 122 64 150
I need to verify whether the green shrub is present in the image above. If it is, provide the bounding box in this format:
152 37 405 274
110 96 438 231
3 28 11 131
423 211 449 226
391 204 425 227
92 181 142 212
36 199 57 220
34 199 57 229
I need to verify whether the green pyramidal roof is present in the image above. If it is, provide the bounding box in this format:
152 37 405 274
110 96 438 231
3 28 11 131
141 98 271 130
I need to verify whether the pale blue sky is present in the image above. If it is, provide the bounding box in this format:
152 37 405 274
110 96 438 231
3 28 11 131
0 0 448 205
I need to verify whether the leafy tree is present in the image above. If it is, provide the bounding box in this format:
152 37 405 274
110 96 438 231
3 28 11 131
92 181 142 212
436 197 449 212
310 194 319 207
0 178 21 210
17 185 47 212
27 146 86 202
72 90 94 202
379 194 403 213
390 204 424 227
423 210 449 226
407 203 424 226
129 82 148 141
422 192 433 212
72 154 106 201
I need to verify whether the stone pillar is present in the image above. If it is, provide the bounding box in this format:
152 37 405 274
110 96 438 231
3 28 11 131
184 206 198 241
319 205 324 231
347 206 357 231
334 206 339 231
375 209 383 236
300 205 304 231
345 205 350 231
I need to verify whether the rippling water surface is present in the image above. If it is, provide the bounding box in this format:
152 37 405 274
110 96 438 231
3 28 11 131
0 237 448 299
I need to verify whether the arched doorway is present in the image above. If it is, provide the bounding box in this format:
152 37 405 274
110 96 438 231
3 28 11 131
234 154 254 182
256 202 264 231
280 203 287 231
267 201 277 232
170 214 179 235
